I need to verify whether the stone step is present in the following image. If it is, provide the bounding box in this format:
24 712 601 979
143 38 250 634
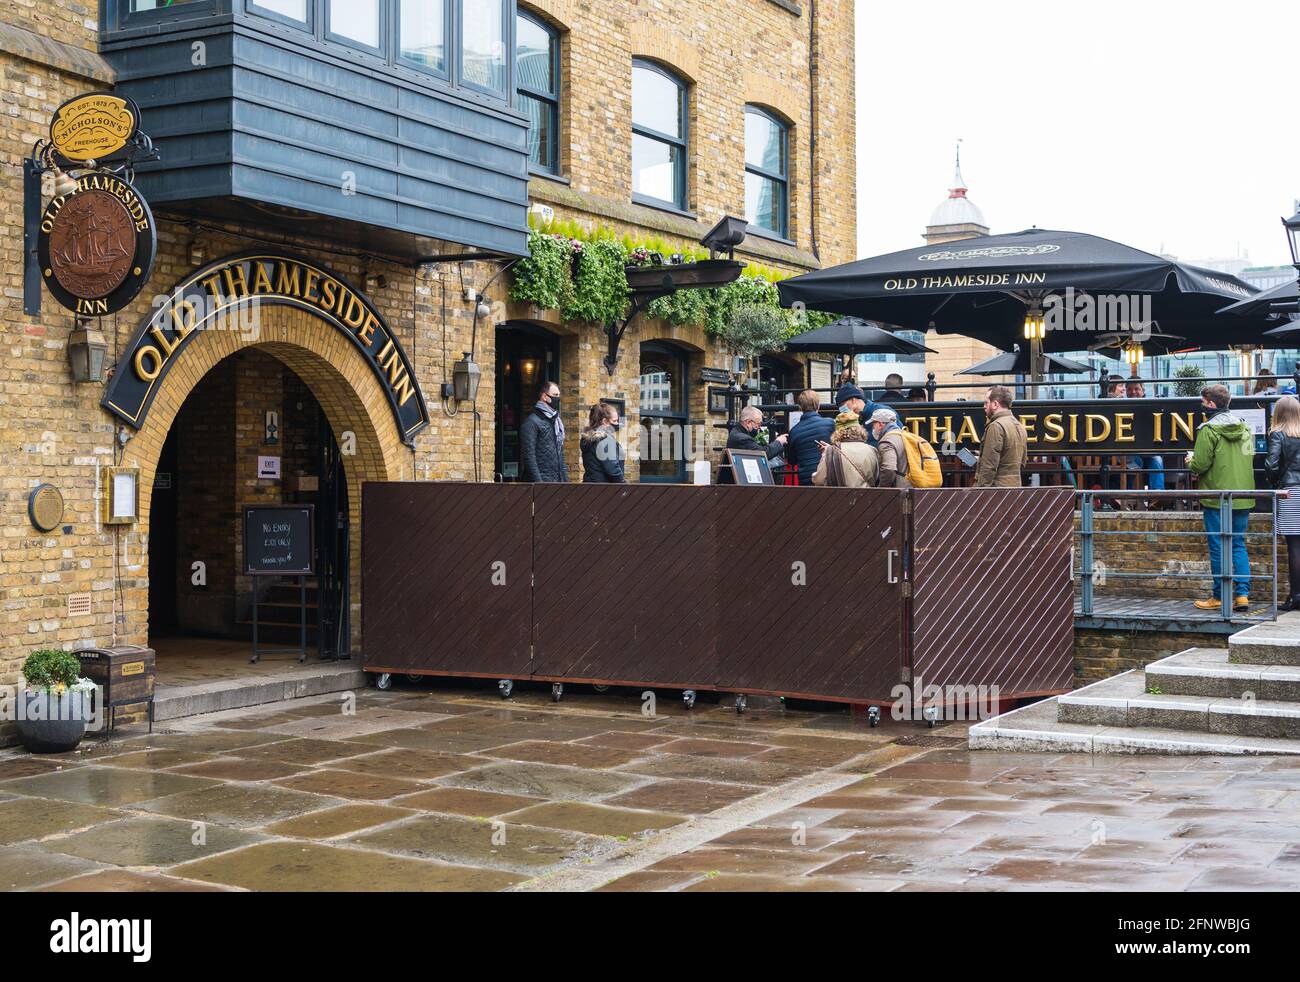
1058 671 1300 741
969 693 1300 756
152 662 367 723
1145 648 1300 702
1228 614 1300 666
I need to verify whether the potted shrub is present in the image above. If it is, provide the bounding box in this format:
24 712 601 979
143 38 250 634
17 650 95 754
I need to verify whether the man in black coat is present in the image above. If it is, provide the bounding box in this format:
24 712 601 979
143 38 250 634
521 381 569 483
719 406 787 484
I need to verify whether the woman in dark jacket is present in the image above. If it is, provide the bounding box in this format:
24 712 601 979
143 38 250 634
580 403 625 483
1265 395 1300 609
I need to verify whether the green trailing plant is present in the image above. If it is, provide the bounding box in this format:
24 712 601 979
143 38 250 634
22 649 88 693
514 218 841 344
1173 364 1207 398
510 228 573 310
562 239 630 325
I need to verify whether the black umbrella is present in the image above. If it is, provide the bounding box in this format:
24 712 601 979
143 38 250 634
777 228 1268 355
957 349 1092 376
1219 278 1299 318
783 316 935 356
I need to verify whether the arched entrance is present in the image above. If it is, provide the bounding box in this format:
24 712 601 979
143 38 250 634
123 303 409 662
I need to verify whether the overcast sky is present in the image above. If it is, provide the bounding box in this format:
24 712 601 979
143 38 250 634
855 0 1299 267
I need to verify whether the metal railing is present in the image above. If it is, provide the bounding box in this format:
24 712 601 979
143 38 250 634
1076 490 1279 623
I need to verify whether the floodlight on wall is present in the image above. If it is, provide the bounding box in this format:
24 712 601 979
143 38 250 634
700 215 749 260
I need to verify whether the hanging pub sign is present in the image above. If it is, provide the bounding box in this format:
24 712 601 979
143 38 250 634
49 94 140 166
101 252 432 445
36 169 157 317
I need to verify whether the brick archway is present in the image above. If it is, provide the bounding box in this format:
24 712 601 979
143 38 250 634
126 304 409 647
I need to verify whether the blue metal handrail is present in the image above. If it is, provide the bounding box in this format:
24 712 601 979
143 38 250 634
1076 490 1279 623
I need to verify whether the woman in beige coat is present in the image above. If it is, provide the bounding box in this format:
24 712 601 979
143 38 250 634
813 412 880 488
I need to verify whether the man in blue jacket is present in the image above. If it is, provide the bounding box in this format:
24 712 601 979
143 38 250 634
786 389 834 486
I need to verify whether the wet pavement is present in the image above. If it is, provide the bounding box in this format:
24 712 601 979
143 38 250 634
1 683 1299 891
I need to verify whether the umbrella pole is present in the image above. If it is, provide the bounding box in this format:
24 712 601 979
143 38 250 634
1030 336 1044 399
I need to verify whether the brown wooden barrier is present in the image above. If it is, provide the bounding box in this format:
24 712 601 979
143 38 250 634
362 483 1073 704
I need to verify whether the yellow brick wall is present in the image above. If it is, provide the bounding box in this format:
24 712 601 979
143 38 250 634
0 1 857 738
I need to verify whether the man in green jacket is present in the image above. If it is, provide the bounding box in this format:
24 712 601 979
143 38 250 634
1186 384 1256 611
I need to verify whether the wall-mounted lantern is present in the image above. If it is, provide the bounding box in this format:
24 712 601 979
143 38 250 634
67 321 108 383
454 353 482 403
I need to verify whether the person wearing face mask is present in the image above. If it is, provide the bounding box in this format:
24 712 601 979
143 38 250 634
870 407 911 488
580 402 625 483
521 381 569 483
720 406 788 484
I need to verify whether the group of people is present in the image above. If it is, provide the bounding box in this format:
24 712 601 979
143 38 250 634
519 377 1030 490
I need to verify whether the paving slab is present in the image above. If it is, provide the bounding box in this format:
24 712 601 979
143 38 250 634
479 740 644 769
229 738 377 766
263 804 417 839
171 757 313 782
136 783 344 827
272 769 427 801
0 756 81 781
607 779 764 815
0 797 123 846
37 870 232 892
2 767 218 808
0 845 106 891
440 762 647 802
506 801 685 838
40 816 264 867
351 813 610 874
393 787 544 818
171 840 524 891
326 749 479 781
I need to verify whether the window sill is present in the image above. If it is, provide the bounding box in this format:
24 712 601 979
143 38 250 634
632 195 696 221
745 225 796 248
529 166 570 185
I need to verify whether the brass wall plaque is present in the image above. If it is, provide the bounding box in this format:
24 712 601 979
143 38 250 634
50 94 138 164
28 484 64 533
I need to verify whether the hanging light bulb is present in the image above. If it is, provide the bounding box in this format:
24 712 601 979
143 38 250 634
1023 305 1046 341
1124 343 1144 368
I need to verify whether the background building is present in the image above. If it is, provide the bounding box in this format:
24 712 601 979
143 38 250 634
0 0 856 734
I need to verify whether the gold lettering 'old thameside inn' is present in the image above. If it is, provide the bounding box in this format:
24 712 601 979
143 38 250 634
0 0 856 735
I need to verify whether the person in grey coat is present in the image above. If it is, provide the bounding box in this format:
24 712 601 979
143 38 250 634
521 381 569 483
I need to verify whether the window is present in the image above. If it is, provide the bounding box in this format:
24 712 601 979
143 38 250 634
248 0 309 27
129 0 203 9
639 342 690 483
632 61 687 211
327 0 382 51
460 0 508 96
745 107 789 239
399 0 448 74
516 11 559 174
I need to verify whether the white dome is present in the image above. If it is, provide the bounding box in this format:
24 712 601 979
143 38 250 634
929 190 986 228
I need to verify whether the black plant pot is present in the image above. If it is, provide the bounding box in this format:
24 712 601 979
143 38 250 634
16 690 90 754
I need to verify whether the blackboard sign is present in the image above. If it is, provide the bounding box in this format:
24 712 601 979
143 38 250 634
244 506 314 576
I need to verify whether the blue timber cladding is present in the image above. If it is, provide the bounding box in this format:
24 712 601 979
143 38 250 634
101 24 530 257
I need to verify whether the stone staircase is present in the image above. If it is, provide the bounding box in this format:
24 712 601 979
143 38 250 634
970 614 1300 755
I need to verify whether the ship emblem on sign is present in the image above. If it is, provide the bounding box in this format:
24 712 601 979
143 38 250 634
37 171 157 317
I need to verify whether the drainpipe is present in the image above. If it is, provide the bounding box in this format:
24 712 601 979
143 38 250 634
808 0 820 261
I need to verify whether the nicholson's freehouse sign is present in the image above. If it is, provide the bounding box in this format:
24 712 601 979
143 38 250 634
101 253 431 444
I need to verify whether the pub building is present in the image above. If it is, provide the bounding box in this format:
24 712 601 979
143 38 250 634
0 0 857 734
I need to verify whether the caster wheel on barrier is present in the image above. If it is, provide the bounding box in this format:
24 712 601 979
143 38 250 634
592 684 611 694
927 719 937 729
406 674 423 684
375 673 393 692
497 679 514 700
682 689 697 710
552 683 564 703
735 694 748 715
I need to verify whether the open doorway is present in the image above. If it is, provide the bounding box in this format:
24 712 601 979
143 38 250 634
495 322 560 482
146 349 352 672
